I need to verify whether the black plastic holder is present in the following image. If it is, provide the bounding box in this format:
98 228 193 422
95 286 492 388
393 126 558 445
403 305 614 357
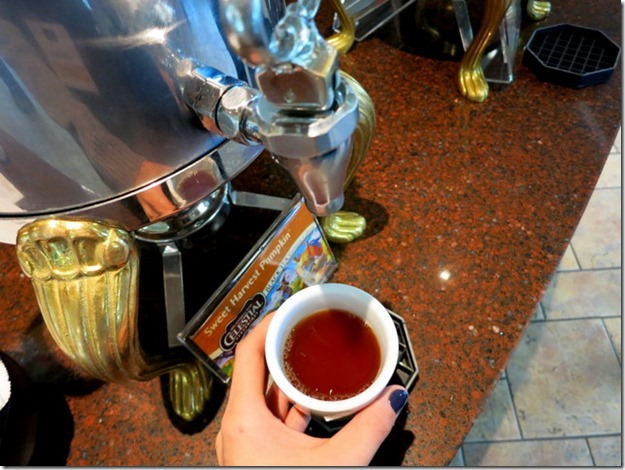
307 309 419 435
524 23 621 88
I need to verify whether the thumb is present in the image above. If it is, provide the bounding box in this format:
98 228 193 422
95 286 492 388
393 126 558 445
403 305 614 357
326 386 409 465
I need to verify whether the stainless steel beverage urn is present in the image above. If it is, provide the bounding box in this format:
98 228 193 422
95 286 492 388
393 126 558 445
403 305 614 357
0 0 369 423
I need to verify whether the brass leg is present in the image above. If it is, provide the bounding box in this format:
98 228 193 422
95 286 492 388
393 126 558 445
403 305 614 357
526 0 551 21
458 0 512 102
16 217 212 421
168 360 213 422
321 71 375 243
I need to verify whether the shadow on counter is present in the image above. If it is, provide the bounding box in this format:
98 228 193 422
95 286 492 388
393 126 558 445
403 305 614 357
0 351 75 466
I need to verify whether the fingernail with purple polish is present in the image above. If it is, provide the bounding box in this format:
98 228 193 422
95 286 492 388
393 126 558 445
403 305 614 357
389 388 409 414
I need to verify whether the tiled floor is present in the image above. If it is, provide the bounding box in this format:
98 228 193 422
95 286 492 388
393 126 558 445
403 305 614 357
450 128 622 466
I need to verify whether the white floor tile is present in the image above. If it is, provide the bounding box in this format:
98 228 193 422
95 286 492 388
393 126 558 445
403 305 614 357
448 447 465 466
507 320 621 438
541 269 621 319
570 188 621 269
464 379 521 442
612 127 621 153
595 153 621 189
531 302 545 322
588 435 622 466
462 439 593 466
557 244 580 271
603 317 622 363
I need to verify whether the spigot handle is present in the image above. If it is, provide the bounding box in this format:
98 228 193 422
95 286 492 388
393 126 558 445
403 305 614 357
267 0 323 63
220 0 323 65
220 0 338 111
219 0 277 67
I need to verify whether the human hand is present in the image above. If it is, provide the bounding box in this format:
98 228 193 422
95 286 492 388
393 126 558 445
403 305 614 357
215 312 409 466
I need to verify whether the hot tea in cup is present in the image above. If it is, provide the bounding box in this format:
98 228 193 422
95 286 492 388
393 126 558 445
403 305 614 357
265 283 398 420
283 307 381 401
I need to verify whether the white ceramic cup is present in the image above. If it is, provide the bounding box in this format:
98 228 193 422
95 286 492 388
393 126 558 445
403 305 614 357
265 283 399 421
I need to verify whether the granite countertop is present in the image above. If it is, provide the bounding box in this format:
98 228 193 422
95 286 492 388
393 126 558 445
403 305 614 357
0 0 620 466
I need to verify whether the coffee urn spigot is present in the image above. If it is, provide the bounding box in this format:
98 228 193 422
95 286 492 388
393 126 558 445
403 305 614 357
180 0 359 216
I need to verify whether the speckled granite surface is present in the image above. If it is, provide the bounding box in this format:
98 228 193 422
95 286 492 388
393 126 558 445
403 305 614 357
0 0 620 466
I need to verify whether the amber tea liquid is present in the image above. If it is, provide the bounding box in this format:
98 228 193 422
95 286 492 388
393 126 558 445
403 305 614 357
282 308 382 401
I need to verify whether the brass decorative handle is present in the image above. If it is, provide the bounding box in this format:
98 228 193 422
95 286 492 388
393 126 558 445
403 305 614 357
321 71 375 243
341 71 376 188
327 0 356 55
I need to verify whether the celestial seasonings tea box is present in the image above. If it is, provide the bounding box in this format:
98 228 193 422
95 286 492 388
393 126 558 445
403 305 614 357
179 197 337 383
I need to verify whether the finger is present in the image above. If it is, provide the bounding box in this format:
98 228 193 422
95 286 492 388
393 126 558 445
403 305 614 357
326 386 408 464
265 380 291 420
215 430 224 465
226 312 276 412
267 378 312 431
283 405 312 432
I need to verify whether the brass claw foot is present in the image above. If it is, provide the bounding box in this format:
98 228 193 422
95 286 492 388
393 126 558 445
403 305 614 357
458 66 489 103
16 217 212 422
527 0 551 21
321 211 367 244
167 359 213 422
